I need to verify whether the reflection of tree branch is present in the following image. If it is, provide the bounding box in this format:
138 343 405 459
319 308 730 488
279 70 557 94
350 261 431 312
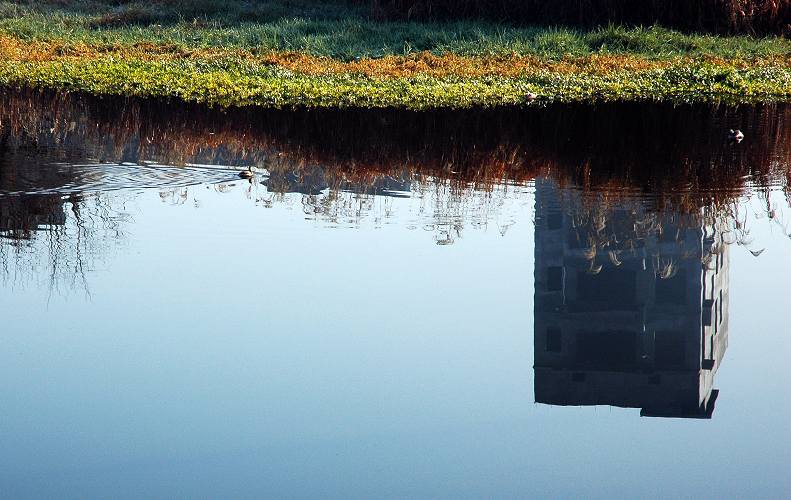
0 193 127 296
71 197 91 299
1 87 790 288
552 183 788 271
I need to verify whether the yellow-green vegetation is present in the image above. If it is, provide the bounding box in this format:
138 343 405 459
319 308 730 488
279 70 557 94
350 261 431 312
0 0 790 108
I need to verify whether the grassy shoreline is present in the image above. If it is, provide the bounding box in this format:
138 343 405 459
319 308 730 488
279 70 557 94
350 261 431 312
1 1 790 109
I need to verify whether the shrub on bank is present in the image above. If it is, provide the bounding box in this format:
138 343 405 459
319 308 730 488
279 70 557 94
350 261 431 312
367 0 791 35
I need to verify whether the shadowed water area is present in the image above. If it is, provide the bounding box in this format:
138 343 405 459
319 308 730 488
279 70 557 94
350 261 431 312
1 89 790 498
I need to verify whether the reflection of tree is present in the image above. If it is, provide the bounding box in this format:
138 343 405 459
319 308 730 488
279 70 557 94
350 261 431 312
0 193 128 296
546 178 787 280
0 137 130 294
6 88 788 192
1 87 790 262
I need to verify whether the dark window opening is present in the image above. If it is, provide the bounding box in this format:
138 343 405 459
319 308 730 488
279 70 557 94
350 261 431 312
719 290 724 324
547 266 563 292
575 330 637 370
546 328 562 352
655 331 686 370
702 299 714 326
576 268 637 309
655 269 687 305
547 211 563 230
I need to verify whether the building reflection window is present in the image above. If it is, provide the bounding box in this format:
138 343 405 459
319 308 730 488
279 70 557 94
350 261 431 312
534 179 729 419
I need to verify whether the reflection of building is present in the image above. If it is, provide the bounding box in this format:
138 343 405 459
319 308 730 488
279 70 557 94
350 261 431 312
534 179 729 418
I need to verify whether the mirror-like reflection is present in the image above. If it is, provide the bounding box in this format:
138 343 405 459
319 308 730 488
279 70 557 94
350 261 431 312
2 88 789 241
534 179 731 418
1 88 790 497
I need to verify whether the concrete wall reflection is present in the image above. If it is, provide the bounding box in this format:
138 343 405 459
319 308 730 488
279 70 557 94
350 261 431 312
534 179 729 418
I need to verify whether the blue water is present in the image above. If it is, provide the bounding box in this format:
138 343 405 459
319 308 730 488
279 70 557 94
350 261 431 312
1 95 789 499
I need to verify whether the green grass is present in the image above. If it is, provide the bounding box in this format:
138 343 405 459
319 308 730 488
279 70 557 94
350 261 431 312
1 0 789 60
3 57 788 109
0 0 789 108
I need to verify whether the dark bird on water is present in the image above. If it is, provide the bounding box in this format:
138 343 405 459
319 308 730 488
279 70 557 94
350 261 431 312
238 166 254 179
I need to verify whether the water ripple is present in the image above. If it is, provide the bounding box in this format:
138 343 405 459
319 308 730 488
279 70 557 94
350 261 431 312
0 162 243 197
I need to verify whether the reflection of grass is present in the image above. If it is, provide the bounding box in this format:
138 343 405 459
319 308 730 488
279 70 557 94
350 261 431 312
3 87 789 203
2 86 788 258
0 1 790 107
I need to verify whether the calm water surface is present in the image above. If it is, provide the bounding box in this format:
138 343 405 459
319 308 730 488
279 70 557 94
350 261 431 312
1 91 790 499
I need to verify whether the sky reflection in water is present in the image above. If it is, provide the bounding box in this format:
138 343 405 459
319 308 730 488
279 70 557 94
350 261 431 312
0 90 790 499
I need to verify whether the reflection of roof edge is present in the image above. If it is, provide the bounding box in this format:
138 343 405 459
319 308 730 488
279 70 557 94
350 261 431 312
534 389 720 419
640 389 719 419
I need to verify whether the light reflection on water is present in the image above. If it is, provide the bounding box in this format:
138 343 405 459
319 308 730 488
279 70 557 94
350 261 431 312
0 89 790 499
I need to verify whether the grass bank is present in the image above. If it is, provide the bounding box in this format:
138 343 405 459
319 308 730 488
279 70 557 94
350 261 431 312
0 0 789 108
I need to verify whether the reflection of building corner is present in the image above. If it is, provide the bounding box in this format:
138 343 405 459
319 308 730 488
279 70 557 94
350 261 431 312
533 179 729 419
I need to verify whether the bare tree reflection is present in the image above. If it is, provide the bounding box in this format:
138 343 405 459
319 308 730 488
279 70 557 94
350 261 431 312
0 87 789 293
0 136 129 296
5 88 787 231
0 193 129 297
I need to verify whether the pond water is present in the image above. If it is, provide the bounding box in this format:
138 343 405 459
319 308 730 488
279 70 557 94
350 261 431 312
1 90 790 499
